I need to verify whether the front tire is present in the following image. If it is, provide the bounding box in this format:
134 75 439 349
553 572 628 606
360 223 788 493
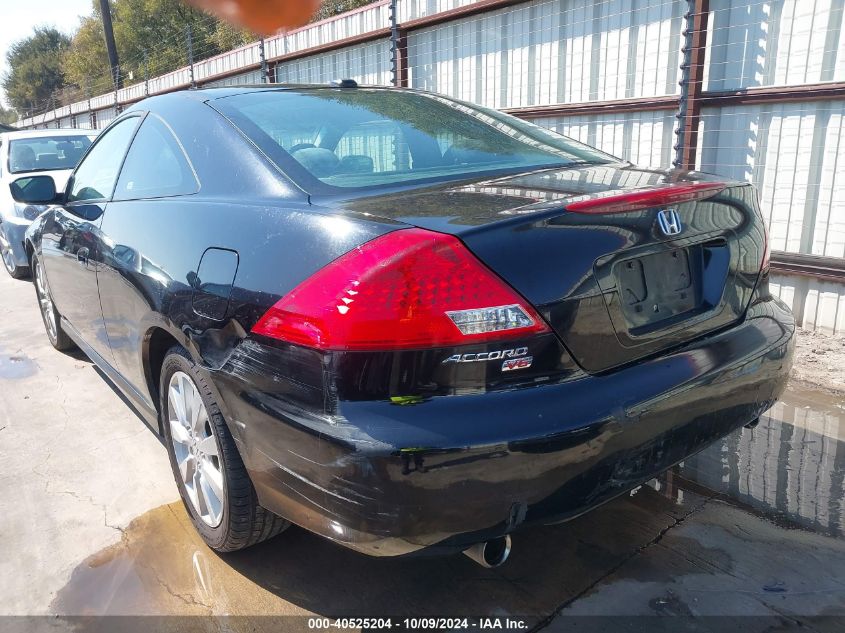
2 238 28 280
160 346 289 552
32 255 74 351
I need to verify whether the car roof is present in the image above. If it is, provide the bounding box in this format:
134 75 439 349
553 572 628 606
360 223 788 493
1 128 97 140
156 83 399 103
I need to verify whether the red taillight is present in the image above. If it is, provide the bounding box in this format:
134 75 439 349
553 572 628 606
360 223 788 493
565 182 727 214
252 228 550 351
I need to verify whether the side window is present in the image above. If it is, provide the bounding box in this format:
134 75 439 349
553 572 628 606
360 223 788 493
68 117 139 203
113 116 198 201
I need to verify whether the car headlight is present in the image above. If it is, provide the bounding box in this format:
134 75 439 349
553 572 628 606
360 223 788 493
12 202 48 221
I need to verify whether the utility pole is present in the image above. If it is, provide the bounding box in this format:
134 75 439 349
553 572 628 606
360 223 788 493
98 0 122 89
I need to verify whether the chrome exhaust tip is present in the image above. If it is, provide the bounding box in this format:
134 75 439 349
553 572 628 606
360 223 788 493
462 535 512 568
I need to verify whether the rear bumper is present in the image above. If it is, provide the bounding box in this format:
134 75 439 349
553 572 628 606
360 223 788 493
213 295 794 557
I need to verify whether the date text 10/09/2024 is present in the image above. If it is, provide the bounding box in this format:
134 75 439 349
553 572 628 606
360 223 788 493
307 618 530 630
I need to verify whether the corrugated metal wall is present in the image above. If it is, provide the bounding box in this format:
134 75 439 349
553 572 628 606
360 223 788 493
706 0 845 90
275 39 393 85
533 109 678 168
408 0 685 107
14 0 845 331
699 101 845 259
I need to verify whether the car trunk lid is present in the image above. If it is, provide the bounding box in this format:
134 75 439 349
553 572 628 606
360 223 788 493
328 164 766 374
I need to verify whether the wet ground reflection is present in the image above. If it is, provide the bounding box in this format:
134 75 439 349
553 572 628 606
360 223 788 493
670 387 845 538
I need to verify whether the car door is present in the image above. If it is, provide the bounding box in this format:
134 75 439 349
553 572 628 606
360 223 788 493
40 115 141 362
96 113 201 398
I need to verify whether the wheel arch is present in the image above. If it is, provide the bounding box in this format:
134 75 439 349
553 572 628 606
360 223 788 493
24 238 35 267
141 320 238 439
143 326 183 431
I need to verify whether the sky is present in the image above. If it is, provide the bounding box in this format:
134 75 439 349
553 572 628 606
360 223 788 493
0 0 94 108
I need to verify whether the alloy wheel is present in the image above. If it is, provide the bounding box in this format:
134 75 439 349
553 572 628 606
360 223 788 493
168 371 225 527
34 260 57 343
1 240 16 275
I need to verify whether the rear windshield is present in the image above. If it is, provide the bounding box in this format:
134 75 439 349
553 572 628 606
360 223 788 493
213 89 615 192
8 135 93 174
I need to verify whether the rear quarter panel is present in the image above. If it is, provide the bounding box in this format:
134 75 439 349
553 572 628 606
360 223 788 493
95 197 397 409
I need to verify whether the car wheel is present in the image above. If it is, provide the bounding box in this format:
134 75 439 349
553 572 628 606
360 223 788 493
1 239 28 280
160 346 289 552
32 255 74 351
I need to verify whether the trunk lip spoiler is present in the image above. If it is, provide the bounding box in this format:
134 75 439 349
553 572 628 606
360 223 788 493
564 182 729 215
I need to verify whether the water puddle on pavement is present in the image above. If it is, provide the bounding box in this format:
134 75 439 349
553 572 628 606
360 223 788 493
0 350 37 379
675 386 845 539
50 383 844 617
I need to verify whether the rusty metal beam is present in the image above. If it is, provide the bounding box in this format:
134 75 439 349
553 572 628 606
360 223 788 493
506 95 680 119
700 81 845 108
771 252 845 283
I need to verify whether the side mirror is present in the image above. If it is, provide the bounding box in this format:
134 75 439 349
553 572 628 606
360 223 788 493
10 175 60 205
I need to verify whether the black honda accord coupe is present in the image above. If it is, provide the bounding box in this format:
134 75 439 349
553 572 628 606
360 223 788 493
18 84 793 567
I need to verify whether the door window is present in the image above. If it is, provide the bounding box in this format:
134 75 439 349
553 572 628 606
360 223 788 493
68 117 139 203
114 115 198 201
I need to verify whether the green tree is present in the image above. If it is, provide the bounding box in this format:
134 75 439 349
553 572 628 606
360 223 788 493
63 15 108 96
0 104 18 126
62 0 253 93
313 0 378 21
25 0 375 111
2 27 70 114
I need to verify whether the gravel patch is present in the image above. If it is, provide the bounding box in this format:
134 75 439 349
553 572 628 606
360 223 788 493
790 328 845 396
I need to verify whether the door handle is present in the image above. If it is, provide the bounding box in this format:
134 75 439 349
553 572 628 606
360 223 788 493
77 247 89 266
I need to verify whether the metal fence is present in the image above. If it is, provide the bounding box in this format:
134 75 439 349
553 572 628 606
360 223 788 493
14 0 845 333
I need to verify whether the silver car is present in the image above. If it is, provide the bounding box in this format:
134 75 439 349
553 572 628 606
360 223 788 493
0 128 97 278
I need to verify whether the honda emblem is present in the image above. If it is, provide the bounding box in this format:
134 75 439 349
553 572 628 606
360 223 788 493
657 208 683 236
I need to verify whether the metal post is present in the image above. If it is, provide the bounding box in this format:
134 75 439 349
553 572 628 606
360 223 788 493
389 0 408 87
114 70 121 114
674 0 709 170
143 49 150 96
390 0 399 86
186 24 196 89
86 78 94 129
259 37 269 84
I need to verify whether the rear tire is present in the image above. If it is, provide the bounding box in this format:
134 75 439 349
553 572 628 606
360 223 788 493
159 346 289 552
32 254 74 351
